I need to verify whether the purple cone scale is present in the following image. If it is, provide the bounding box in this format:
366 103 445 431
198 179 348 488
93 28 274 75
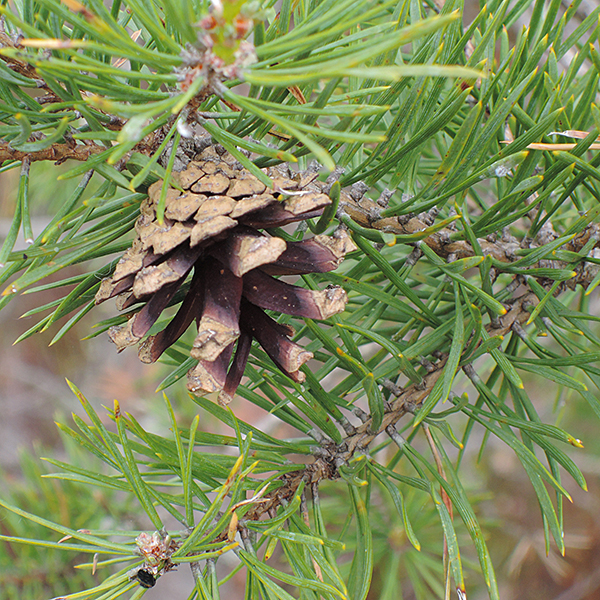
95 146 356 404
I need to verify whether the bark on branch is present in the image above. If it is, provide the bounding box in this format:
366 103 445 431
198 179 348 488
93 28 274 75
0 141 106 164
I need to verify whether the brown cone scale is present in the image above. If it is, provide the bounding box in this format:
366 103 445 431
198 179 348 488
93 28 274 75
95 146 356 404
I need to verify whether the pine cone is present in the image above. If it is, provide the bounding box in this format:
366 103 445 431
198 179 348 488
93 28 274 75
95 146 356 405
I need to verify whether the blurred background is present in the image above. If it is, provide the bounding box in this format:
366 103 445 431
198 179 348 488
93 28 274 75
2 1 600 599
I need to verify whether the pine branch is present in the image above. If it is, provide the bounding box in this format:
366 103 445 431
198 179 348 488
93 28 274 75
232 195 599 530
341 191 600 280
0 139 105 164
231 289 544 544
0 31 47 87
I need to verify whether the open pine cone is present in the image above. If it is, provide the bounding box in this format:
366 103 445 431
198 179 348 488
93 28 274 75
95 146 356 405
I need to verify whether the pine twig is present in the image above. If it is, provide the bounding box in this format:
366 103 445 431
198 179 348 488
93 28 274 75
238 187 596 526
0 140 105 164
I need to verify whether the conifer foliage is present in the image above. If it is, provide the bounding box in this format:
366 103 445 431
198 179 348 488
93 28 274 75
0 0 599 599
